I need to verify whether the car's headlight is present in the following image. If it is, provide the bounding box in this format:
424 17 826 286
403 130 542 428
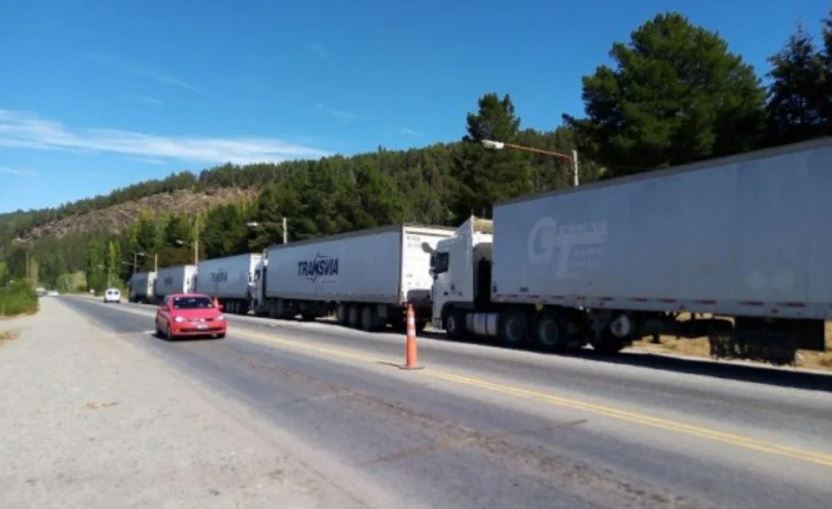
216 315 226 321
174 316 186 323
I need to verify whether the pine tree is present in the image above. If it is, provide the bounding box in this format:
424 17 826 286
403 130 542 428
766 26 828 144
565 12 765 176
454 93 533 220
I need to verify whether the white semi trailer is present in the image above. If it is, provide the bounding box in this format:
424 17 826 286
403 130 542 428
196 253 261 314
154 265 197 300
128 271 157 303
255 224 453 330
431 138 832 361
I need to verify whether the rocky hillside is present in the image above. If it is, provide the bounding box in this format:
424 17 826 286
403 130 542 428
22 187 257 241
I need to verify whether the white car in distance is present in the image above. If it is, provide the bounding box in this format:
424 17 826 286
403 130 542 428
103 288 122 304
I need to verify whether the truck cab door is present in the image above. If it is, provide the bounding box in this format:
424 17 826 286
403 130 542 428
430 249 451 325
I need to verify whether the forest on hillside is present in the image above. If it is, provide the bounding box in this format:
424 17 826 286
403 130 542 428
2 12 832 292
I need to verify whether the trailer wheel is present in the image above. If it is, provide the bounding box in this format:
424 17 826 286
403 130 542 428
590 331 626 354
360 306 377 331
276 299 294 320
533 311 568 352
348 304 361 328
444 308 465 340
500 309 529 348
336 303 349 325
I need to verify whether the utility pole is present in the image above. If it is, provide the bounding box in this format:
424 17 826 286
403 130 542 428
194 215 200 265
571 149 580 187
282 216 288 244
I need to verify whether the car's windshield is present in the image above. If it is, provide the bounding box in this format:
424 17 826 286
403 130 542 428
172 297 214 310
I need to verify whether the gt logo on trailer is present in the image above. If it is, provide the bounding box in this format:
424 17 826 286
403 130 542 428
527 216 608 277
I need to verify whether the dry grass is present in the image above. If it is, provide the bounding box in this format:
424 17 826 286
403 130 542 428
630 322 832 372
796 325 832 370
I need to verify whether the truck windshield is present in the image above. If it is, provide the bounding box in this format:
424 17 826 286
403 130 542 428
172 297 215 309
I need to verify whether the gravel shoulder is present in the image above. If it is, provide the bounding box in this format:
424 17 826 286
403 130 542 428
0 298 385 508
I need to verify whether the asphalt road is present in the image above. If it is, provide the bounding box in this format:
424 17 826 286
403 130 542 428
59 296 832 509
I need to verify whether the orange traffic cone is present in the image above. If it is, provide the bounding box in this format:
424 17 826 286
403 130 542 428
402 303 423 370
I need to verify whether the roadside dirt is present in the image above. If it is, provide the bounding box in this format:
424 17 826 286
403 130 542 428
0 329 19 343
631 324 832 372
0 299 379 508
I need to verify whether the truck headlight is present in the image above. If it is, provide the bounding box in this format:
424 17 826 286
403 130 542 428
174 316 186 323
217 315 226 321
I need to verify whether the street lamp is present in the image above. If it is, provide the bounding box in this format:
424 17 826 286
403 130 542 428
12 238 33 282
481 139 580 187
247 218 288 244
173 215 202 265
174 239 199 265
132 251 158 274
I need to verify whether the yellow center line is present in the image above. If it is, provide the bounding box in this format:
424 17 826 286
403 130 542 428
81 298 832 469
239 329 832 469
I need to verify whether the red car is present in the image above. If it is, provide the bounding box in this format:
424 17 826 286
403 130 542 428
155 293 227 340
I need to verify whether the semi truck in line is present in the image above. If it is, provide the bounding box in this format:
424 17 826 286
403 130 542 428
154 265 197 300
195 253 262 314
430 138 832 360
128 271 157 303
253 224 454 330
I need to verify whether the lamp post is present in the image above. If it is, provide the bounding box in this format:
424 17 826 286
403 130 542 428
481 139 580 187
174 239 199 265
247 217 287 244
12 238 33 282
174 215 201 265
132 251 158 273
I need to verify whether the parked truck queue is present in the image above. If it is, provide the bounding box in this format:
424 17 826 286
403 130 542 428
128 137 832 361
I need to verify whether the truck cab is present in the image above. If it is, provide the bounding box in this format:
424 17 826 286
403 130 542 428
251 257 267 315
431 217 493 332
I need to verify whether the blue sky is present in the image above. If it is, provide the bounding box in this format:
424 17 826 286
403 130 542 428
1 0 830 213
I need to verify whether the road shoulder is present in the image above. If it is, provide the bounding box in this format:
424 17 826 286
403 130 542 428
0 298 382 508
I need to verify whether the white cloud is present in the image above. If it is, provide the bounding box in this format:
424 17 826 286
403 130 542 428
314 103 356 123
131 157 168 165
0 108 330 165
0 165 39 177
89 52 202 94
125 95 164 106
306 42 330 60
400 127 422 137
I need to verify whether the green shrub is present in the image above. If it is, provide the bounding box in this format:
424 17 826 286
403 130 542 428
0 280 39 316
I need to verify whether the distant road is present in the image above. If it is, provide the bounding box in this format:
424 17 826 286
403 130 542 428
21 296 832 507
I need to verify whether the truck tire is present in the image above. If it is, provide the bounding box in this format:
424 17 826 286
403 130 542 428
444 308 466 340
348 304 361 328
390 313 406 332
336 303 349 325
360 306 377 331
500 309 529 348
590 331 626 354
533 311 568 352
276 299 293 320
